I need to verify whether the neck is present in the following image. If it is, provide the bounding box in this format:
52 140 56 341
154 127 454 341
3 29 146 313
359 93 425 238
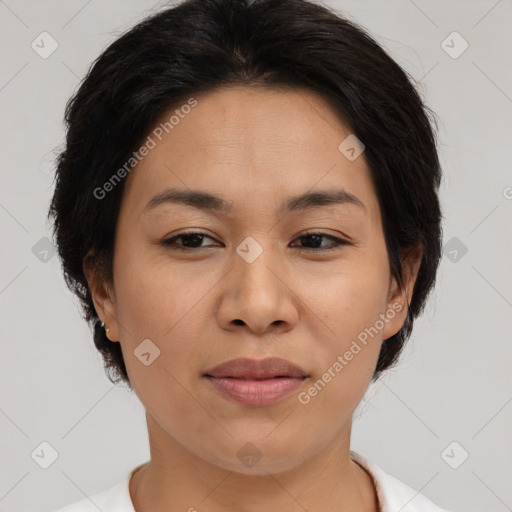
129 414 379 512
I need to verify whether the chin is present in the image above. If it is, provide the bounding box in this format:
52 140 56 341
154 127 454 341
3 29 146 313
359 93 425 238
195 437 312 476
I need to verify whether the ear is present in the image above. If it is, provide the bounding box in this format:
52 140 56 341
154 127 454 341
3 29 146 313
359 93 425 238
83 250 120 342
381 243 423 341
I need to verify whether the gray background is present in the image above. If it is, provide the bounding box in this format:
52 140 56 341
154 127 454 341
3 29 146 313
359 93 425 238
0 0 511 511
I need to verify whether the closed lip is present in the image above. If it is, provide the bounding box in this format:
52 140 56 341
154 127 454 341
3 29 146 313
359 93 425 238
204 357 308 380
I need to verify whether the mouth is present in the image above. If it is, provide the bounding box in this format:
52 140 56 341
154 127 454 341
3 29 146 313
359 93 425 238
203 357 309 406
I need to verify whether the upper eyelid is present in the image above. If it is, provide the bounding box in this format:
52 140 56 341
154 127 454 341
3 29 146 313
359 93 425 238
164 229 345 239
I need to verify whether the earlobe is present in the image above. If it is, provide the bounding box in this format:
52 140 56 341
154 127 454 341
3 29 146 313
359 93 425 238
400 243 423 306
83 252 119 341
382 244 423 340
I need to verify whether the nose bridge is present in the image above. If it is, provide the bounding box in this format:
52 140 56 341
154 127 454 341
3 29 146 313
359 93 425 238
233 234 282 296
224 233 296 327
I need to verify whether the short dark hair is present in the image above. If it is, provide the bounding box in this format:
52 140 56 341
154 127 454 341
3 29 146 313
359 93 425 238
48 0 443 389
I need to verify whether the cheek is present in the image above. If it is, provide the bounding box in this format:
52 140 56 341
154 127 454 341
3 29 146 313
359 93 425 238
112 249 230 387
300 249 390 392
113 244 209 336
307 255 389 336
299 266 388 415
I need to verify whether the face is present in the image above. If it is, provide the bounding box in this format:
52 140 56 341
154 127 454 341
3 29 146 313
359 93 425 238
86 86 420 475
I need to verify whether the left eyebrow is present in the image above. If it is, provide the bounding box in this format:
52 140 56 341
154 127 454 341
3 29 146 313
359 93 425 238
142 187 366 216
282 189 366 215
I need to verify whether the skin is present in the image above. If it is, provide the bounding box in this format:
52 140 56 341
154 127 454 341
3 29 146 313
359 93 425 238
85 85 422 512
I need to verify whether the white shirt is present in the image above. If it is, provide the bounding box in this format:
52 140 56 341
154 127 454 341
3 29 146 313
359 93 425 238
51 451 451 511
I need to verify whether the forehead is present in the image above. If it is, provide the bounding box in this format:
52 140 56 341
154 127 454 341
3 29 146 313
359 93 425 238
121 85 380 226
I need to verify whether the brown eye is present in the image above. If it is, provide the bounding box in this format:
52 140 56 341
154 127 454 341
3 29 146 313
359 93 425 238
161 231 219 251
290 232 350 252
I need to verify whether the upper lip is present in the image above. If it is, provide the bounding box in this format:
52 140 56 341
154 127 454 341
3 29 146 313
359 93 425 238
204 357 308 379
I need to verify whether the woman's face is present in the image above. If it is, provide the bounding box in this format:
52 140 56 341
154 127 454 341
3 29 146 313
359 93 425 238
88 85 418 474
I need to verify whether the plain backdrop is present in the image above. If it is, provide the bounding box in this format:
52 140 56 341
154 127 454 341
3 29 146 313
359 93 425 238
0 1 511 511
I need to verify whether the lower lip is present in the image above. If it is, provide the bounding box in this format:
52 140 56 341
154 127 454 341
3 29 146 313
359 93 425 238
205 376 306 406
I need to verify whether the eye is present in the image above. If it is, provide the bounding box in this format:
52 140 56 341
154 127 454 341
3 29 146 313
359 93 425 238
289 232 351 252
160 231 219 251
160 230 351 252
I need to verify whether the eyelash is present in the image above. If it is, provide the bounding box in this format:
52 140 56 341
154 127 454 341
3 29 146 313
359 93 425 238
160 230 351 252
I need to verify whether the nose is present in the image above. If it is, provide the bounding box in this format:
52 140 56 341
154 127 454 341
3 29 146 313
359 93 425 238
216 243 299 335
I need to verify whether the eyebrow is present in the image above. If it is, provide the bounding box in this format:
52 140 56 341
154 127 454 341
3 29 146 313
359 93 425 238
143 187 366 216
